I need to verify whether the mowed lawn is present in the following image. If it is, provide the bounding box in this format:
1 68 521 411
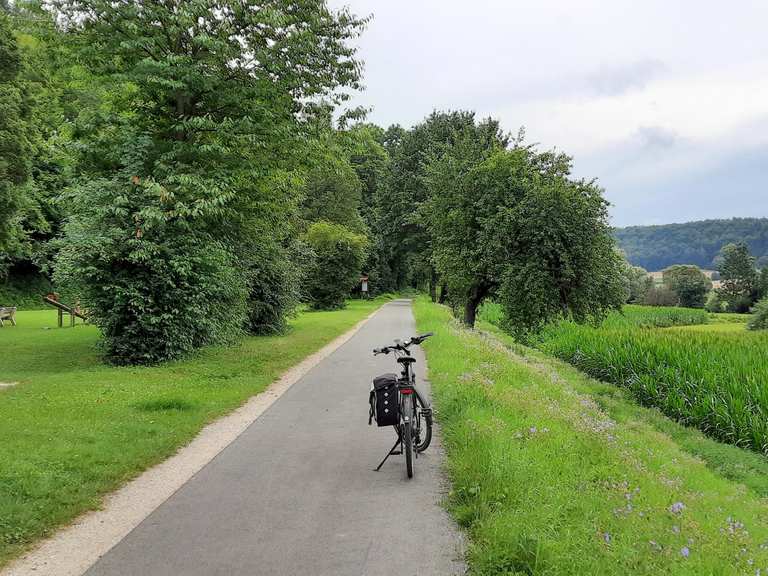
415 299 768 575
0 300 385 566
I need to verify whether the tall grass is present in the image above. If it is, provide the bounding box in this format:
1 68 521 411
539 312 768 453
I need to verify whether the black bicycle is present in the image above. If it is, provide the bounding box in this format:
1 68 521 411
371 332 433 478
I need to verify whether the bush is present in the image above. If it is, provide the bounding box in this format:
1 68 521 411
641 285 678 306
705 291 725 313
748 298 768 331
55 178 247 365
243 242 301 335
303 221 368 310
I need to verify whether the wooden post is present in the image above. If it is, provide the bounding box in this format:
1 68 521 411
70 310 75 327
58 308 63 328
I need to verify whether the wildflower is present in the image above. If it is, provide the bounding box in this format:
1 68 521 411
603 532 611 544
680 547 690 558
669 502 685 514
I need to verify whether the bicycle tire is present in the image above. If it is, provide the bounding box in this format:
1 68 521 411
414 390 432 453
403 395 414 478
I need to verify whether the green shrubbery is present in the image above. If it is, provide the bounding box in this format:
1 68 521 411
303 221 368 310
55 179 247 364
748 297 768 331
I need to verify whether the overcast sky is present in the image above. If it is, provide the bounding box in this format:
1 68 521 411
328 0 768 227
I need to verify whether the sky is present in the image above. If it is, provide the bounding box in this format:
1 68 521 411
327 0 768 227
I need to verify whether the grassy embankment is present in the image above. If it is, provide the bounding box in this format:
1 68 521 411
415 298 768 575
0 299 386 567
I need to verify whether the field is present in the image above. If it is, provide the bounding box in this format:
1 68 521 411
478 303 768 454
0 300 385 567
536 307 768 454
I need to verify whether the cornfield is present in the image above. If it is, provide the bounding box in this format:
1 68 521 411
539 307 768 454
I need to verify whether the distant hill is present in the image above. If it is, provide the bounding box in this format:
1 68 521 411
614 218 768 271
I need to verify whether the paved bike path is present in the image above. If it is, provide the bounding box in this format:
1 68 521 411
86 300 465 576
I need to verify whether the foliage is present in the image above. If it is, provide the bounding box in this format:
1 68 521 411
747 297 768 331
641 285 679 307
538 307 768 454
621 261 650 303
48 0 367 361
0 12 32 254
0 300 386 567
662 265 711 308
379 111 507 294
757 266 768 300
615 217 768 271
54 179 248 364
704 291 726 313
415 298 768 576
428 138 625 335
303 221 368 310
716 242 758 312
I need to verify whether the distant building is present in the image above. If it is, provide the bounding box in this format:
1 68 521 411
648 268 721 290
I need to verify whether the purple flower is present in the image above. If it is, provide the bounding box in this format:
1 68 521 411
680 546 690 558
603 532 611 544
669 502 685 514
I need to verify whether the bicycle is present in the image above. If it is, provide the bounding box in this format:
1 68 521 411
371 332 434 478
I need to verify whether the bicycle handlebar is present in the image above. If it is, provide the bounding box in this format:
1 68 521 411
373 332 433 355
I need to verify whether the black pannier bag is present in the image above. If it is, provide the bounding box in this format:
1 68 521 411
369 373 399 426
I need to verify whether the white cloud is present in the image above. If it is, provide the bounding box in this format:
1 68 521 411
329 0 768 225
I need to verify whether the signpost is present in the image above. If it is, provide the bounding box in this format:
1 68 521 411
360 275 369 299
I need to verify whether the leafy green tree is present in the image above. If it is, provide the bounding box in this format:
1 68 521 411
662 265 712 308
428 137 625 334
303 221 367 309
0 12 32 258
717 242 757 312
757 267 768 301
51 0 366 362
621 260 651 303
747 297 768 331
380 111 507 296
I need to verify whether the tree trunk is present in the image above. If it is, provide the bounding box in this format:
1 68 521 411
438 283 448 304
463 284 486 328
429 268 438 302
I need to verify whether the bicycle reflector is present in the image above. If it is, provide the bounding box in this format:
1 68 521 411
400 388 414 395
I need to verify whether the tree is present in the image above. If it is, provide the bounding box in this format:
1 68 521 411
303 221 368 310
428 137 625 335
0 12 32 258
757 267 768 301
716 242 757 312
662 265 712 308
380 111 507 296
747 297 768 331
51 0 367 362
621 261 651 303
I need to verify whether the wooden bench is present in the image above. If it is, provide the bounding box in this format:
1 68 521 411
0 307 17 327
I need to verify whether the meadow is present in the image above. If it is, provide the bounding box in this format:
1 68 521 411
480 302 767 454
0 299 385 567
415 299 768 575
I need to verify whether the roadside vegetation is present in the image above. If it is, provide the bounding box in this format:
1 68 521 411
479 303 768 454
416 298 768 575
0 300 385 566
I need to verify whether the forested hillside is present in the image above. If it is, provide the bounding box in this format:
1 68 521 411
615 218 768 270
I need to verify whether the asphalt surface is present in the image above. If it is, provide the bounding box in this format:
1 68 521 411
86 300 465 576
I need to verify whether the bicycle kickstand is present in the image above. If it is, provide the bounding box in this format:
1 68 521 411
374 437 402 471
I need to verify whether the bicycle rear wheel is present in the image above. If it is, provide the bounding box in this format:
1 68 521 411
402 395 414 478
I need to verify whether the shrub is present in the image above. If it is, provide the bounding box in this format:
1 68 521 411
303 221 368 310
705 291 725 313
55 178 247 365
748 298 768 331
641 285 678 306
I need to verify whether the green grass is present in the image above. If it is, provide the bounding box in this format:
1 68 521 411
0 298 386 567
414 298 768 575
